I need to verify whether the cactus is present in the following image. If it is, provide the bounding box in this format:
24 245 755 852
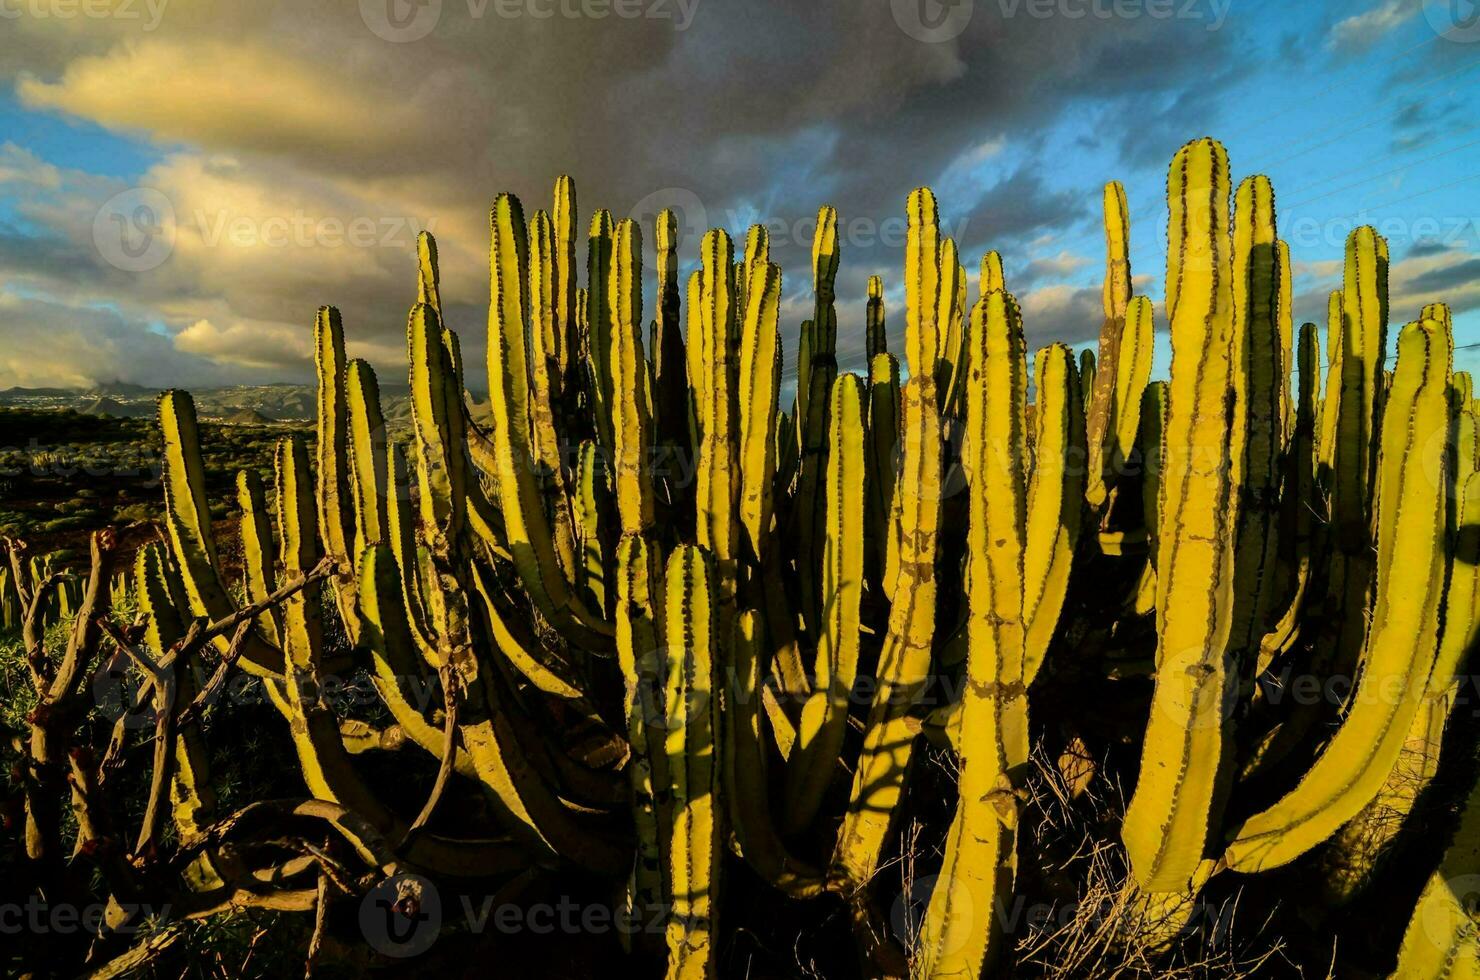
15 149 1478 980
1122 137 1239 892
1225 316 1451 873
660 545 721 979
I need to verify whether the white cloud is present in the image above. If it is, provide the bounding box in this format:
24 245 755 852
1327 0 1421 54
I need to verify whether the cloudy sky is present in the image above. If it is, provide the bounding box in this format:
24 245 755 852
1 0 1478 392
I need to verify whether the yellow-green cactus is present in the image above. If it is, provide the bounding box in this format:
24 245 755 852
1122 137 1238 892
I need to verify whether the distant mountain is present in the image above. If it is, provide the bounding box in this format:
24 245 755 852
220 408 275 425
0 385 74 399
86 380 154 398
0 380 424 426
79 396 152 418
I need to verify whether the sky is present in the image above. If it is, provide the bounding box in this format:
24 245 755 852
0 0 1478 393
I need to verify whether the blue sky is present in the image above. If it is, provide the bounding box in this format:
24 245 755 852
0 0 1477 390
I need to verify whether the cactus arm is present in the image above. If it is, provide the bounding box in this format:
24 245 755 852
727 608 826 897
738 260 783 564
158 389 283 675
794 363 833 636
866 274 887 361
574 440 612 615
661 545 721 979
134 544 219 886
916 289 1028 978
417 230 442 314
615 534 669 923
465 556 590 705
1277 240 1294 443
484 194 610 644
1227 175 1284 686
608 218 656 537
236 469 283 645
786 373 866 833
356 545 476 779
1121 138 1238 892
833 376 940 892
1023 342 1086 685
980 250 1004 298
1078 350 1097 413
1391 753 1480 979
314 307 356 583
552 176 577 398
904 188 942 383
527 208 580 579
652 209 692 517
587 209 616 452
1225 317 1451 873
1111 296 1155 494
828 189 941 888
1257 322 1320 672
693 229 741 618
408 302 468 551
868 353 901 594
1329 228 1388 570
934 237 963 396
1085 180 1132 509
346 359 390 558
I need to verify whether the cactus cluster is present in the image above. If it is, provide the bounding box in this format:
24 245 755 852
4 136 1479 979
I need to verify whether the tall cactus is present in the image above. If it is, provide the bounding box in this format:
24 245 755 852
1226 316 1450 873
1122 137 1239 892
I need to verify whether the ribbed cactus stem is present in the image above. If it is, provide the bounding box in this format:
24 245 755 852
660 545 721 979
866 274 886 362
346 358 389 560
158 389 281 675
1228 174 1284 681
484 193 609 644
1122 137 1238 892
1084 180 1132 509
693 229 740 618
1226 315 1451 873
834 373 940 891
738 259 783 564
786 373 865 833
917 288 1028 978
608 218 656 536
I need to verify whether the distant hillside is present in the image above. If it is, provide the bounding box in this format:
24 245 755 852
0 380 424 428
220 408 275 425
79 396 152 418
